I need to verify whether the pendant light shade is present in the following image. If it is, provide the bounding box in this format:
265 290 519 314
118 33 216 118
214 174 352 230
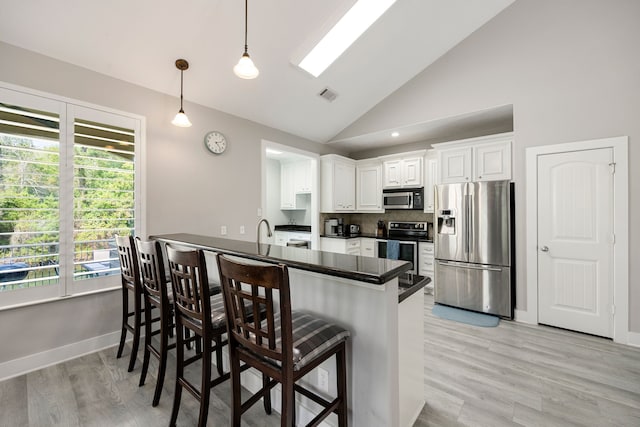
172 59 192 127
234 0 259 79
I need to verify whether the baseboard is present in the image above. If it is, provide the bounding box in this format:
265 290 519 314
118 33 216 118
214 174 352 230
0 331 121 382
514 308 536 324
628 332 640 348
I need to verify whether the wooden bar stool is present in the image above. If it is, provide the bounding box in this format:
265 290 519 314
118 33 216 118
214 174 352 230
216 254 350 427
165 246 240 427
135 238 176 407
115 234 146 372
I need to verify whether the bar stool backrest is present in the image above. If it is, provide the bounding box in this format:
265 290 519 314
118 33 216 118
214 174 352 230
135 238 169 306
216 255 294 372
115 234 140 292
166 246 212 334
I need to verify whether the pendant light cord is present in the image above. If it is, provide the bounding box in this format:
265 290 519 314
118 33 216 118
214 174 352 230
179 69 184 111
243 0 249 54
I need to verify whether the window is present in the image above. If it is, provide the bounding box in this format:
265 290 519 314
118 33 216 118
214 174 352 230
0 87 142 307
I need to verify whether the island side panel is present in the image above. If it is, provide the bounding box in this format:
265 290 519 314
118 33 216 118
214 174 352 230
398 287 426 427
289 269 400 427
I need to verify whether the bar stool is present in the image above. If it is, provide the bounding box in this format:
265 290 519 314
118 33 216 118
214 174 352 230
115 234 145 372
135 238 176 407
166 246 247 427
216 254 350 427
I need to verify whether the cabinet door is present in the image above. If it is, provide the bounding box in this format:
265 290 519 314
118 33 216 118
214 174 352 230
334 161 355 210
474 141 511 181
383 160 403 189
403 157 423 187
280 163 296 209
439 147 472 184
294 160 312 193
360 238 376 258
357 163 383 211
274 231 288 247
424 156 437 213
320 237 347 254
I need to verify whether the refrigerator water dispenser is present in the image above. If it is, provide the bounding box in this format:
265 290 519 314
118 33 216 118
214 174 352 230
437 209 456 235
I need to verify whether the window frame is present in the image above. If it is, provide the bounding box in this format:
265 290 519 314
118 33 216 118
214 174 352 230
0 83 146 309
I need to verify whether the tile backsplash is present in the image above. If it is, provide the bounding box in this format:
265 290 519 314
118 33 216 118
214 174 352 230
320 211 434 235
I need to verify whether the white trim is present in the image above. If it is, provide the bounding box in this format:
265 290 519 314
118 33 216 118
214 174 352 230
514 308 535 324
260 140 321 250
0 331 121 382
628 332 640 348
525 136 629 344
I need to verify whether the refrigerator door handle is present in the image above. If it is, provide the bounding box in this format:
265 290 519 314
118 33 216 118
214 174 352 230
464 193 471 256
438 260 503 272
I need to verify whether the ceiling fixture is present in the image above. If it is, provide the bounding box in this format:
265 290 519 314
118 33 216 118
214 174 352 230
171 59 192 127
391 132 399 137
298 0 397 77
234 0 259 79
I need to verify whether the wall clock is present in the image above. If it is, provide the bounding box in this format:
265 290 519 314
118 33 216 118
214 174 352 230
204 131 227 154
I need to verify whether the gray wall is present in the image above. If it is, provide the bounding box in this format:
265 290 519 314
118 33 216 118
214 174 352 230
0 41 342 367
336 0 640 332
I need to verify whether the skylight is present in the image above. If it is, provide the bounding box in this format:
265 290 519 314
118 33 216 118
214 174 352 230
298 0 397 77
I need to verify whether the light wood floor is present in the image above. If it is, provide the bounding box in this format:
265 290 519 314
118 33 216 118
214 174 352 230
1 294 639 426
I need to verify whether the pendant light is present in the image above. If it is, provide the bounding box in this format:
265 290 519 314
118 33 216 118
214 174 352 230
171 59 192 127
233 0 259 79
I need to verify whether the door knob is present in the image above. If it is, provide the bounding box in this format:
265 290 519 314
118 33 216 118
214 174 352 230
540 246 549 252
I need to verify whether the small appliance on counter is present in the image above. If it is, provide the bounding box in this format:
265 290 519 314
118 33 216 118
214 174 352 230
348 224 360 236
337 218 345 236
376 220 387 238
324 218 339 236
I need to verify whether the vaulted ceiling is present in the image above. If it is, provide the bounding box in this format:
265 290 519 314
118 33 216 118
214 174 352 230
0 0 514 149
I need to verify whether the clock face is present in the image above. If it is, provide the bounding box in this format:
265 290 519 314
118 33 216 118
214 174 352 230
204 131 227 154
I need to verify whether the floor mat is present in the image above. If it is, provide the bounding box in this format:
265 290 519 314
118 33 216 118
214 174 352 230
432 304 500 327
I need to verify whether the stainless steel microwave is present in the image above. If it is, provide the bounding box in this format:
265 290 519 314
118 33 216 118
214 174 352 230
383 188 424 210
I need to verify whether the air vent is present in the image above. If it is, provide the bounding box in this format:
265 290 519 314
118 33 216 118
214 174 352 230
318 87 338 102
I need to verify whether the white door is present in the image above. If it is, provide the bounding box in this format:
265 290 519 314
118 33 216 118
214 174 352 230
537 148 613 337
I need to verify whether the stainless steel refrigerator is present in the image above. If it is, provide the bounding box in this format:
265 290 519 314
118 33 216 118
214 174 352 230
434 180 514 318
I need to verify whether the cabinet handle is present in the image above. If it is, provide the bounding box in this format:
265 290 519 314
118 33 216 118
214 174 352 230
478 176 482 179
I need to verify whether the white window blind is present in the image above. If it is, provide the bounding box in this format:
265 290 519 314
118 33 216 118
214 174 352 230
0 86 142 307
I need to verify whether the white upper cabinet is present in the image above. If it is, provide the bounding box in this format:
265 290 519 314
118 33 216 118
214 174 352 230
382 152 424 189
321 154 356 212
280 162 296 209
473 140 511 181
438 147 472 184
356 160 383 212
293 160 312 193
424 150 438 213
281 159 312 210
434 133 512 184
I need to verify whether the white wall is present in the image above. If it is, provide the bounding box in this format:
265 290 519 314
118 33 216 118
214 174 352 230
0 41 343 370
336 0 640 332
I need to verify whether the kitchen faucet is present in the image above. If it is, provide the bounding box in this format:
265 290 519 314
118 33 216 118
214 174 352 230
256 218 272 245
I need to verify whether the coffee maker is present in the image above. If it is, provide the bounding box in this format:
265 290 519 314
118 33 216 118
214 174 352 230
324 219 339 236
337 218 345 236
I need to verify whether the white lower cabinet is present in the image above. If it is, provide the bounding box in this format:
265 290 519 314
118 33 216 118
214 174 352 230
418 242 434 278
274 231 311 247
360 238 376 258
320 237 360 255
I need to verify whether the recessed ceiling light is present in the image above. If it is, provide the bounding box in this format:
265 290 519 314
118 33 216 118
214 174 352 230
266 148 282 155
391 132 399 138
298 0 397 77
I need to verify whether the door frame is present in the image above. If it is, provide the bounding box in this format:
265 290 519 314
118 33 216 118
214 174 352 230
525 136 629 344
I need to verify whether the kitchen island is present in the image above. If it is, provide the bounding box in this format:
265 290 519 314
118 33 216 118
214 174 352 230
152 233 426 427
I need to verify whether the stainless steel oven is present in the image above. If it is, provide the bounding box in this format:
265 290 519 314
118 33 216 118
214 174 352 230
376 239 418 275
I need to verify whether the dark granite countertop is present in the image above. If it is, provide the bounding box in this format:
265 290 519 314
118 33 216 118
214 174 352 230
151 233 411 285
273 225 312 233
398 275 431 303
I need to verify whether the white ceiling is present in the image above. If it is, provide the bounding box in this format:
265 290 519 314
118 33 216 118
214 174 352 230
0 0 514 148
